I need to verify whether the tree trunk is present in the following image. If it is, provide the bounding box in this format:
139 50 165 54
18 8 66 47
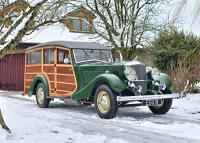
118 47 136 61
0 109 11 133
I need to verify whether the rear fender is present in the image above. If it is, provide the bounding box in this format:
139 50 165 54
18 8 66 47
28 75 49 96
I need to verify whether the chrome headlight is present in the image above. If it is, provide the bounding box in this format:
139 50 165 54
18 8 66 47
124 66 137 81
151 68 160 81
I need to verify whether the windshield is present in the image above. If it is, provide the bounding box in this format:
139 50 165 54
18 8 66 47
73 49 113 63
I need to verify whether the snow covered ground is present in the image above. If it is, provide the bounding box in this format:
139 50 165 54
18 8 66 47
0 91 200 143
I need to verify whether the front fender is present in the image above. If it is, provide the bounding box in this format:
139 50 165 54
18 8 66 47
29 75 49 96
72 74 127 100
160 73 173 90
94 74 127 92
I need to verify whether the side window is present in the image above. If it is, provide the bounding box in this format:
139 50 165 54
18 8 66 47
44 48 54 64
72 19 81 32
27 50 41 64
57 49 70 64
71 19 91 33
73 49 85 62
82 19 90 32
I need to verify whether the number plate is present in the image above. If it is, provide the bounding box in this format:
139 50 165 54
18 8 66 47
143 100 161 106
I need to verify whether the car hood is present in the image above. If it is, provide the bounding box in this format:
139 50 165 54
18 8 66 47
77 62 125 82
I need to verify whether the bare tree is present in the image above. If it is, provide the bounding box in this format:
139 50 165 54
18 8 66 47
0 0 70 132
81 0 169 60
172 0 200 23
0 0 69 57
0 109 11 133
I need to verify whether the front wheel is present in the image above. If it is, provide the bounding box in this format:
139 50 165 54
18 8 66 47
36 83 50 108
94 85 118 119
149 99 172 114
148 90 173 114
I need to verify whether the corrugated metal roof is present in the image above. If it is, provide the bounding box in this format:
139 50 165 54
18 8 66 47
26 41 111 51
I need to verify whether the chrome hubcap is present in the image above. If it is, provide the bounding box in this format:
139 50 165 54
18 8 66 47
97 91 110 114
37 87 45 104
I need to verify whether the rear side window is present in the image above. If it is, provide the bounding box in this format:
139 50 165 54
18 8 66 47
57 49 70 64
44 48 54 64
27 50 41 64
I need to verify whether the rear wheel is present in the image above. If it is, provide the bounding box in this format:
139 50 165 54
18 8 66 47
94 85 118 119
148 90 173 114
36 83 50 108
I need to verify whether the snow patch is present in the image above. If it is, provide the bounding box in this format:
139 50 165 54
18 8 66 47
141 121 200 141
195 82 200 88
0 92 200 142
23 24 99 43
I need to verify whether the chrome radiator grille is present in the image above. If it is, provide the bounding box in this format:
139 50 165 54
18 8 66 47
132 64 147 94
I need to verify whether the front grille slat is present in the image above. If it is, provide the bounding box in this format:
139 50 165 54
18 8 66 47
131 64 147 94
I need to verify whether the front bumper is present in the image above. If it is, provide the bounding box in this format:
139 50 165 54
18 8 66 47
117 92 186 102
118 80 190 102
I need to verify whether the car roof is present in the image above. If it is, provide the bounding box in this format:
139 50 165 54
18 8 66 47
26 41 111 51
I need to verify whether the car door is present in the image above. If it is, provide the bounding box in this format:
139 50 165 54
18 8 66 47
55 47 77 97
43 47 56 95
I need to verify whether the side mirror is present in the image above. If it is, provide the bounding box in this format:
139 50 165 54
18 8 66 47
64 58 69 64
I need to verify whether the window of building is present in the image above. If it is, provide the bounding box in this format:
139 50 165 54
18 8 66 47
27 50 41 64
57 49 70 64
82 20 90 32
44 48 54 64
72 19 81 31
71 18 91 33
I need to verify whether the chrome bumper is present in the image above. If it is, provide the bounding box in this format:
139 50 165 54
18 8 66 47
117 80 189 102
117 93 186 102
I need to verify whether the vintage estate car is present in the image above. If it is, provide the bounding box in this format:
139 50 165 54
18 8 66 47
24 41 186 119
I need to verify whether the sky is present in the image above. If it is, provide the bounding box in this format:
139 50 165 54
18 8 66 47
169 0 200 36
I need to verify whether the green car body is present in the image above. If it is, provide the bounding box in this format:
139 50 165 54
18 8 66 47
71 64 172 101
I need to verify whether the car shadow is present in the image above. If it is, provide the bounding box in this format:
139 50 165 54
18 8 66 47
49 102 191 125
49 101 156 120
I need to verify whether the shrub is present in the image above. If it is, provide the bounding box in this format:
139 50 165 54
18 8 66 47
148 27 200 92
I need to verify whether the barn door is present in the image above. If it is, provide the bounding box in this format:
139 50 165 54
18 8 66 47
55 48 76 97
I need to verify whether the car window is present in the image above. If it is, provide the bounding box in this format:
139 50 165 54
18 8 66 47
85 50 93 60
44 48 54 64
101 50 111 61
57 49 70 64
73 49 85 62
94 50 101 59
27 50 41 65
73 49 112 63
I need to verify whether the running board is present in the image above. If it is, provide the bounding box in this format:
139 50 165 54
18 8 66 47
117 93 186 102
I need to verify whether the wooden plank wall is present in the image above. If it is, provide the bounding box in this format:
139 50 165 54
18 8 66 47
24 47 77 97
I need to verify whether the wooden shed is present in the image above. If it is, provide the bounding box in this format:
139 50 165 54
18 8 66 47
0 43 38 91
